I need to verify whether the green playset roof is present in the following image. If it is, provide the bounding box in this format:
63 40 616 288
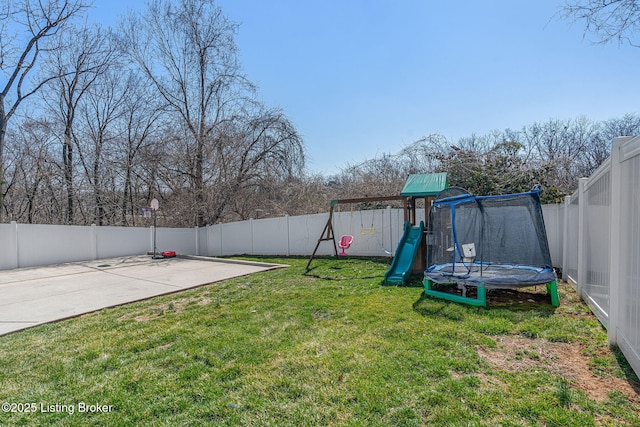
400 173 448 197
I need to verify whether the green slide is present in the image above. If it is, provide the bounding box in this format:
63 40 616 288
384 221 425 285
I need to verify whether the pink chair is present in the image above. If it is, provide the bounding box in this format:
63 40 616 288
338 235 354 256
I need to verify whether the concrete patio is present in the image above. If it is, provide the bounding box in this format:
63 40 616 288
0 255 285 336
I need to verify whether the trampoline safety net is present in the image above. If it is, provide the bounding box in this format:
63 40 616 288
425 189 557 288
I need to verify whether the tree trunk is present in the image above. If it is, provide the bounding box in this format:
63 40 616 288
0 107 6 221
122 163 132 226
195 139 205 227
63 128 74 223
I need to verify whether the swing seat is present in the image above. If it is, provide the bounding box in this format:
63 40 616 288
338 235 354 256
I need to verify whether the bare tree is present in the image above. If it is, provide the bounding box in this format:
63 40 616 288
115 73 164 226
0 0 88 218
561 0 640 46
4 119 59 222
120 0 250 226
76 64 127 225
121 0 305 226
585 113 640 171
206 107 304 223
328 133 448 203
602 112 640 137
232 173 333 219
41 24 115 223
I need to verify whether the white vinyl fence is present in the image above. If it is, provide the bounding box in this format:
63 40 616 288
543 136 640 379
0 223 198 270
1 137 639 378
204 208 422 258
0 207 423 270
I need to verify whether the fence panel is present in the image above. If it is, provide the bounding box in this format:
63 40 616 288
288 213 331 256
96 226 149 259
252 217 290 255
206 224 223 257
197 226 208 256
616 138 640 377
15 224 94 268
219 220 253 256
0 223 17 269
541 204 564 269
564 191 580 285
156 227 198 255
582 160 612 326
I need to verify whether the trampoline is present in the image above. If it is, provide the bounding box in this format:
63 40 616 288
423 187 558 307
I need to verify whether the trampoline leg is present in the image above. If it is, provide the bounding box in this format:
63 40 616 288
546 281 559 307
424 280 487 307
477 285 486 306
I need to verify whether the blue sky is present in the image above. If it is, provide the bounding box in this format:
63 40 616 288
90 0 640 175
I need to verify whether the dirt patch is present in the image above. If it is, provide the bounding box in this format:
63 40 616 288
477 335 639 402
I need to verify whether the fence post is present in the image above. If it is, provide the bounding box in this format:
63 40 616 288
194 226 199 256
211 225 216 257
607 137 630 344
387 206 392 256
219 224 224 256
11 221 19 269
207 225 214 257
562 196 571 281
91 224 98 260
554 204 562 269
576 177 588 298
250 218 254 255
286 215 291 256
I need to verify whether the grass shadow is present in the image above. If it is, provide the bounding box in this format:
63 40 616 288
303 256 389 281
612 345 640 395
380 274 425 288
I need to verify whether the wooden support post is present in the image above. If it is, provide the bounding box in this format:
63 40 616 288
306 205 338 270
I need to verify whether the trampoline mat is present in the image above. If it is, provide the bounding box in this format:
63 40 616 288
425 263 557 288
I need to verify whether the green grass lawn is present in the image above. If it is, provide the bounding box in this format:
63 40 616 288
0 257 638 426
